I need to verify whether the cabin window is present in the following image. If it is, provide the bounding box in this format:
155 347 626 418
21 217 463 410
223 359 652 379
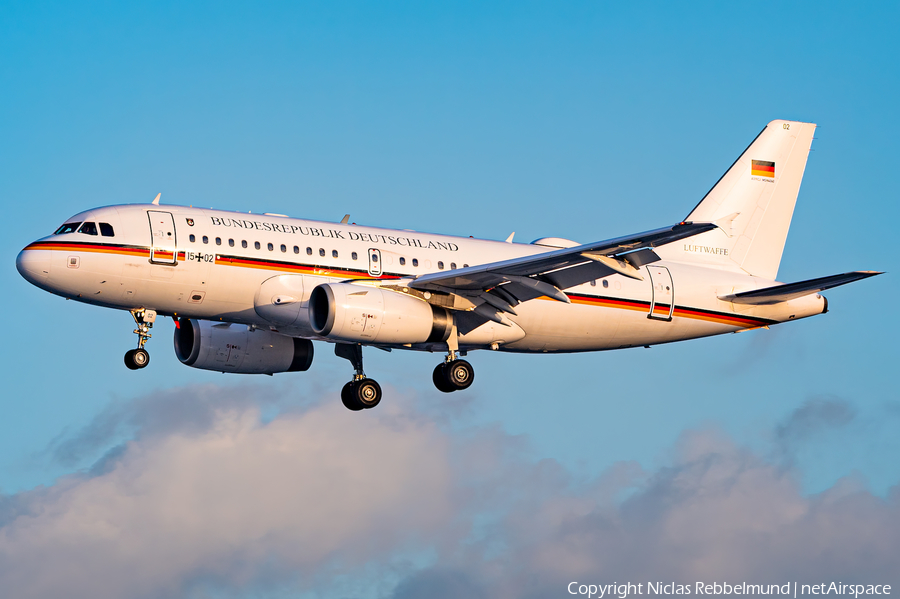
203 236 209 244
293 246 299 254
603 280 609 288
99 223 115 237
254 241 260 250
590 280 597 287
332 250 338 258
54 222 81 235
351 252 358 260
438 261 444 269
189 234 196 243
319 248 325 257
306 247 312 255
242 240 248 248
412 258 418 267
463 264 469 268
450 262 456 269
267 243 274 251
399 257 406 265
228 239 234 247
215 237 222 246
280 244 287 253
78 222 98 236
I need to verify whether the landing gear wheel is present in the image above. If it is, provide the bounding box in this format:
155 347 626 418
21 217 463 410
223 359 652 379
433 360 475 392
341 379 382 410
341 382 364 411
446 359 474 391
124 349 138 370
432 363 455 393
124 348 150 370
354 379 382 409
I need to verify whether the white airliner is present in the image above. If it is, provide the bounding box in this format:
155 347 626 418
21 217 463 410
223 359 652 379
17 120 880 410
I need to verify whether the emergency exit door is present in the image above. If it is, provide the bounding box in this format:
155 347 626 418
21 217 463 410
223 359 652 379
368 248 382 277
148 210 178 264
647 266 674 321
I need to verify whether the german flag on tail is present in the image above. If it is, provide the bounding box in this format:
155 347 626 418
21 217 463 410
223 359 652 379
751 159 775 179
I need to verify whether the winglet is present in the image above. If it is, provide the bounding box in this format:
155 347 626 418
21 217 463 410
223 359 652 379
151 193 161 205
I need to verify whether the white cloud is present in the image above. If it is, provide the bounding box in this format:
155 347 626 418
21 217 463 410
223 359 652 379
0 385 897 599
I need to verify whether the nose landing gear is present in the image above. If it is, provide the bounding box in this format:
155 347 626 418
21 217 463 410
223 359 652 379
335 343 383 411
124 308 156 370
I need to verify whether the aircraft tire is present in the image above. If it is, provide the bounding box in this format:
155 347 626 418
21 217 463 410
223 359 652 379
354 379 382 409
341 382 364 411
132 348 150 369
445 360 474 391
124 349 150 370
432 363 455 393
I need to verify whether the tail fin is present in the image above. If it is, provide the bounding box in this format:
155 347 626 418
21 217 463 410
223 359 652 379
655 120 816 280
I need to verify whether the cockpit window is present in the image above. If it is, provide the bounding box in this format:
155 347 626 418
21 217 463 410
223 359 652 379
99 222 115 237
78 222 98 235
54 222 82 235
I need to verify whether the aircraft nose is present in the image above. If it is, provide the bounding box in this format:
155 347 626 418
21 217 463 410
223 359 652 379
16 246 51 286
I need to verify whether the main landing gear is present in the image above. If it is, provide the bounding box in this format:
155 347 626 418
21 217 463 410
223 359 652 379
335 324 476 411
335 343 383 411
432 322 474 393
432 352 474 393
124 308 156 370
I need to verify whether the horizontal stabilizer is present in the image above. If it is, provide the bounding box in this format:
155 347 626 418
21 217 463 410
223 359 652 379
720 271 882 305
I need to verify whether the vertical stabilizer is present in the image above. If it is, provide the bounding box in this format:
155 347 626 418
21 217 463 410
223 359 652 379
655 120 816 280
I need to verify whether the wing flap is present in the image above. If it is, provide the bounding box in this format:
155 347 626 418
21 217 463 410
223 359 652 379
720 271 882 305
411 222 716 299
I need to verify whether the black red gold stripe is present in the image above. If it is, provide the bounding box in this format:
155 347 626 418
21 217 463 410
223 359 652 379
25 240 151 258
23 241 774 328
215 254 401 280
565 292 774 328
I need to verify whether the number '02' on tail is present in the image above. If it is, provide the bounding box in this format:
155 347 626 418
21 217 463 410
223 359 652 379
655 120 816 280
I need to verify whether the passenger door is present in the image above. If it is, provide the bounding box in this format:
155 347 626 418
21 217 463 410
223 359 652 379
647 266 674 321
147 210 178 265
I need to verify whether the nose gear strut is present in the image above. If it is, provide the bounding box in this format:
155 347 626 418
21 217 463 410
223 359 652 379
124 308 156 370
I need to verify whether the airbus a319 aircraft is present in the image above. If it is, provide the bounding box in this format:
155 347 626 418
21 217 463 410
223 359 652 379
17 120 880 411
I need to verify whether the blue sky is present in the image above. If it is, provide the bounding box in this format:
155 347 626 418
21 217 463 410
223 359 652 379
1 2 898 597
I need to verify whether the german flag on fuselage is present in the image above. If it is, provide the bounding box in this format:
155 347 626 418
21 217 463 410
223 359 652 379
751 159 775 179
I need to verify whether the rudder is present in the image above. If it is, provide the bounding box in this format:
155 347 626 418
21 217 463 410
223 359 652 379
655 120 816 280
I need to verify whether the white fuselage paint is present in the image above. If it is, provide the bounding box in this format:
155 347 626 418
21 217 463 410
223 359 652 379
18 204 826 354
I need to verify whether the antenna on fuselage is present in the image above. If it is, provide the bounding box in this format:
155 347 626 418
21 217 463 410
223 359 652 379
340 214 350 224
151 193 161 205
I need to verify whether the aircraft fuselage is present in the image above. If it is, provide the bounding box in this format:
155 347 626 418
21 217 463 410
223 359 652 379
17 203 825 355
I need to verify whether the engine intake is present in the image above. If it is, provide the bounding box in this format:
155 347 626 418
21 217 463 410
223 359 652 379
309 283 452 344
174 319 313 374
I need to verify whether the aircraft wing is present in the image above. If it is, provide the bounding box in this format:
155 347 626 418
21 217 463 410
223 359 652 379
719 271 883 305
409 222 716 319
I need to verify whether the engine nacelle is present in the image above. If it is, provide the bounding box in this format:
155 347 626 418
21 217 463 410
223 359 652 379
174 319 314 374
309 283 453 344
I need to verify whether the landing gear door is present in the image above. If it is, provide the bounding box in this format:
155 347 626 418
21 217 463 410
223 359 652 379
647 265 674 321
148 210 177 265
368 248 382 277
